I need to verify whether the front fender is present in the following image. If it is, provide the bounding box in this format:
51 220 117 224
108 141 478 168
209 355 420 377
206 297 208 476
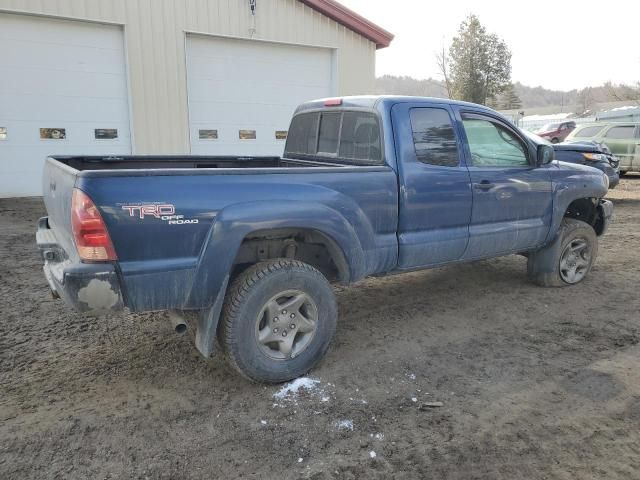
547 163 608 243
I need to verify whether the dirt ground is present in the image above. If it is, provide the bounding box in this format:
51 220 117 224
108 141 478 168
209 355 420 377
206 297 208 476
1 177 640 480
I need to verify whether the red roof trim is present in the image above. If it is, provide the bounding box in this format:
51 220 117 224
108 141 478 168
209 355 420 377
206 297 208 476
298 0 394 49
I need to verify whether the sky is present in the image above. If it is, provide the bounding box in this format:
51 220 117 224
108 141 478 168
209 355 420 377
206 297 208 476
339 0 640 91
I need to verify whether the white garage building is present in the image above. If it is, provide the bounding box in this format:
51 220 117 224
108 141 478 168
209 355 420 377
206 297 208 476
0 0 392 197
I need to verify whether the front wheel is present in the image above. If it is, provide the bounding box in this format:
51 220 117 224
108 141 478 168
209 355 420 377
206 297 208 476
218 259 337 383
527 218 598 287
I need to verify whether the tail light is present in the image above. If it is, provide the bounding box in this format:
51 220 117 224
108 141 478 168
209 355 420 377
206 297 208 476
71 189 117 262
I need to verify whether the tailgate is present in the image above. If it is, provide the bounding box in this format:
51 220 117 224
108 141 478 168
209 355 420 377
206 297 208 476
41 157 80 262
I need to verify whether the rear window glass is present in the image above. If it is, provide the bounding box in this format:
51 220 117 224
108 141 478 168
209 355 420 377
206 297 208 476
284 113 318 155
605 126 635 139
410 108 460 167
285 110 382 164
574 125 604 138
338 112 381 162
317 113 341 154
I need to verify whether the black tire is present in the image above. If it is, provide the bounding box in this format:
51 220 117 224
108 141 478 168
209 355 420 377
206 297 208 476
551 137 559 144
218 259 337 383
619 171 627 177
527 218 598 287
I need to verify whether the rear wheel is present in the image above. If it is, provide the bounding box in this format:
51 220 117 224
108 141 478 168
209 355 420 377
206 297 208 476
219 259 337 383
551 137 560 144
527 218 597 287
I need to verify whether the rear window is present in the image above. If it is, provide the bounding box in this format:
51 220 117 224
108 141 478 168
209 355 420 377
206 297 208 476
284 110 382 164
605 125 635 139
338 112 381 162
573 125 604 138
284 112 318 156
317 113 341 154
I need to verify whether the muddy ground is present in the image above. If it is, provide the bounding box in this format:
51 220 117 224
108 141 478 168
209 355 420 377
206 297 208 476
1 177 640 479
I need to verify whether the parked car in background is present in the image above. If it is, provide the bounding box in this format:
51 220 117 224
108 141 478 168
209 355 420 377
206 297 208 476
554 141 620 189
525 131 619 189
565 122 640 175
536 121 576 143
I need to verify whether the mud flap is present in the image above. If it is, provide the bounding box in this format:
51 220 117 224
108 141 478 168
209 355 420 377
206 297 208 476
595 199 613 236
194 275 229 358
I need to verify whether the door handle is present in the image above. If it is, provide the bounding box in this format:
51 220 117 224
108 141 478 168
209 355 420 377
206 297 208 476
474 180 494 190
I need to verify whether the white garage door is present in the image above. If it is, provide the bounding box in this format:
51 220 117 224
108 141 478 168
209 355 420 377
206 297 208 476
186 35 334 156
0 14 131 197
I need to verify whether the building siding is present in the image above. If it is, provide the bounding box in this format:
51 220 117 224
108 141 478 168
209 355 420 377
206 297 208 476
0 0 376 154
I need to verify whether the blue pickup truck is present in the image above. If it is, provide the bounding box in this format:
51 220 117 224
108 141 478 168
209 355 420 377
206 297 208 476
37 96 613 383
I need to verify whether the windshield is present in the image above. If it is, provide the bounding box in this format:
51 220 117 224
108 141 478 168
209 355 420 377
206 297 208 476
539 123 560 132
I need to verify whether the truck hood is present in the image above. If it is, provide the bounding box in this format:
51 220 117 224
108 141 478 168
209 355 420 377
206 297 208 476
554 141 608 154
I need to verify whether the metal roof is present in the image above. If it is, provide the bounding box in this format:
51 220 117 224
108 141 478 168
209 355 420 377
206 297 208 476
299 0 394 49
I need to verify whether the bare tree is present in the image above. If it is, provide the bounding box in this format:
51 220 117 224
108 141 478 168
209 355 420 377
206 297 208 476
576 87 595 116
606 81 640 106
435 45 452 99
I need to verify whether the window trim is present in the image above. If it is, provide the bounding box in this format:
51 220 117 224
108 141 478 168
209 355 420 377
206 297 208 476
460 111 534 168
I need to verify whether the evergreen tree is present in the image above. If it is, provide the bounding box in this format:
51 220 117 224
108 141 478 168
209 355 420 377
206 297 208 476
500 83 522 110
447 15 512 105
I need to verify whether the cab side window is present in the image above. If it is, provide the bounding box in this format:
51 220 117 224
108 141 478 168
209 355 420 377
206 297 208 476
409 107 460 167
462 116 529 167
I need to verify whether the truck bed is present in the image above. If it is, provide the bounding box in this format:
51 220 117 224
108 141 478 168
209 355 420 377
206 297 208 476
52 155 347 171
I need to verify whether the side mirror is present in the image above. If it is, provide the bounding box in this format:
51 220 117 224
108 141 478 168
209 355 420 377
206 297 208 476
537 144 554 166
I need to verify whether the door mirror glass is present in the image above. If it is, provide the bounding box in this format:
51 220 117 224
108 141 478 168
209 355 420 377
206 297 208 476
537 144 554 166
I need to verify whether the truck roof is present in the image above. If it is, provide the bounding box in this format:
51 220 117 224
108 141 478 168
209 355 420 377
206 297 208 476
294 95 497 115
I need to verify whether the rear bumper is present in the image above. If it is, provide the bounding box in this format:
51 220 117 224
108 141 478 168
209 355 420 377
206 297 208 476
37 217 124 313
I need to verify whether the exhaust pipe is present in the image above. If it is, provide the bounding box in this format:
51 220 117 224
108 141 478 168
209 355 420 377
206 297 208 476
168 311 187 335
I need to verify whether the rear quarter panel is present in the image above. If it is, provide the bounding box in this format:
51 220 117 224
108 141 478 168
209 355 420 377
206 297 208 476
42 158 80 263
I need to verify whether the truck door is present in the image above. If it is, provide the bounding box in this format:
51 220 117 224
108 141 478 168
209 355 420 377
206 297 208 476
602 124 637 172
391 103 472 269
456 110 553 259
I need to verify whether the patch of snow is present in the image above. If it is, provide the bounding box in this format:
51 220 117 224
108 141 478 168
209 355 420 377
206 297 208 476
335 419 354 431
411 397 417 403
369 451 377 459
273 377 321 401
610 105 639 112
407 373 416 380
260 420 267 425
522 113 573 122
321 396 330 402
298 458 303 463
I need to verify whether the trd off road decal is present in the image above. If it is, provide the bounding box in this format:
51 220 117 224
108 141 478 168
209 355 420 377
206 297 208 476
120 203 199 225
